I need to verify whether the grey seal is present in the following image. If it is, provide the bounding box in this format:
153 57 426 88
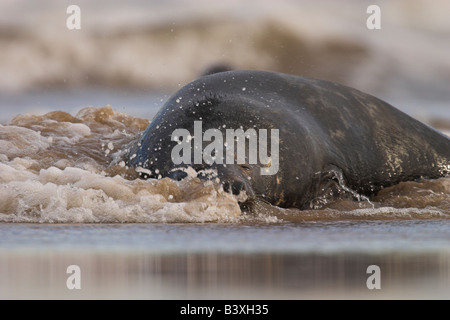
127 70 450 209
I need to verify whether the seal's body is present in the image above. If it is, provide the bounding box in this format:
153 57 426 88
128 70 450 209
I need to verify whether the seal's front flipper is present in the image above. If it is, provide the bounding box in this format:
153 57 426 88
310 166 370 209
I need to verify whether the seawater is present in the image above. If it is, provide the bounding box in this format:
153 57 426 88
1 222 450 299
0 90 449 299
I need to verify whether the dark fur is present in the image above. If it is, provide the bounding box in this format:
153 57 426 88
128 70 450 209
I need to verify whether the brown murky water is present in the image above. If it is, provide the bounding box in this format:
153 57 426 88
1 106 448 223
1 106 449 299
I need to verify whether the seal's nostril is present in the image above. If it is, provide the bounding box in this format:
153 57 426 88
223 180 245 195
223 181 231 193
231 181 245 195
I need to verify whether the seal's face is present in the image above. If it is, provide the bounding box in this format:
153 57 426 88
217 164 256 200
170 163 257 202
128 95 276 205
133 152 257 204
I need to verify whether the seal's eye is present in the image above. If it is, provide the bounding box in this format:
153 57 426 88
239 164 251 172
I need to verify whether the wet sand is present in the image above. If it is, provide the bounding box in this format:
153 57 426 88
2 250 449 299
1 222 449 299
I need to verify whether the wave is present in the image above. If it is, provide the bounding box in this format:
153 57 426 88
1 0 450 102
0 106 448 223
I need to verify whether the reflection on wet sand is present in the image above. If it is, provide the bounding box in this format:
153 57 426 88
1 250 449 299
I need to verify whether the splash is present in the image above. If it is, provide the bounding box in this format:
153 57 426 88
0 106 243 223
0 106 448 223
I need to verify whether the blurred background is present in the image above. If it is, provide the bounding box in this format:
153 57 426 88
0 0 449 124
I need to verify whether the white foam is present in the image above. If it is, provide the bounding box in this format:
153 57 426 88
0 163 242 223
0 162 35 183
0 125 50 157
345 206 447 219
0 107 244 223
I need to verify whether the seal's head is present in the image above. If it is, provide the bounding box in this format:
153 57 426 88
126 92 270 206
127 71 315 209
130 138 258 205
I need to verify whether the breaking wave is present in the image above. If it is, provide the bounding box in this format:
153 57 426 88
0 106 448 223
1 0 450 102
